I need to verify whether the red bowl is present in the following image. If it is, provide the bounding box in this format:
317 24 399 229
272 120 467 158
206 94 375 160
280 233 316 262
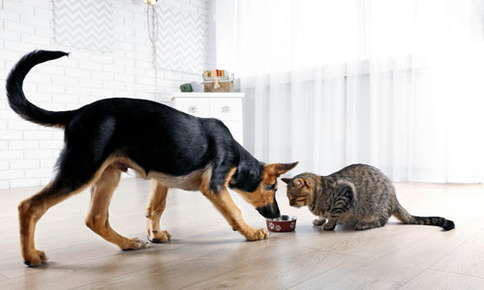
266 215 297 232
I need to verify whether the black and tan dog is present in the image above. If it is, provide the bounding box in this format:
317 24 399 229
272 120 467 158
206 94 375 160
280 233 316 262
6 50 298 267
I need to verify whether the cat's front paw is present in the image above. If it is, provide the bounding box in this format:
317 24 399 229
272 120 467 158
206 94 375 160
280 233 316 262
322 223 336 231
313 218 326 226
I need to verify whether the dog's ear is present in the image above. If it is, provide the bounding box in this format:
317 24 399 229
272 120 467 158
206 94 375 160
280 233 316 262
281 177 292 184
266 161 299 176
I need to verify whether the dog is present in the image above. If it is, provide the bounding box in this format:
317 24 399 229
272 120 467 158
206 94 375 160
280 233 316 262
6 50 298 267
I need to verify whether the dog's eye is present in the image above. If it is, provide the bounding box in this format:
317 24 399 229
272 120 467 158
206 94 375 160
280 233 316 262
265 184 276 191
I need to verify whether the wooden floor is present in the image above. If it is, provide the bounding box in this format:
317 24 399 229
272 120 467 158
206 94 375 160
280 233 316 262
0 178 483 290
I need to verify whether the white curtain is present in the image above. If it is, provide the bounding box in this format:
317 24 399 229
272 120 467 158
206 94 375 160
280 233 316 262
234 0 484 183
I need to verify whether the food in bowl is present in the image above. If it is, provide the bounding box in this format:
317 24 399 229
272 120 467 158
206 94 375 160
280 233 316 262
266 215 297 232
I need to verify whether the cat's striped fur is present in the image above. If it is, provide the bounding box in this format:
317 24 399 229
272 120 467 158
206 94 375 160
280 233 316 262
282 164 454 231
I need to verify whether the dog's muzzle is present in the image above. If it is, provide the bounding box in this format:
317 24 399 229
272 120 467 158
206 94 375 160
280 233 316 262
256 198 281 219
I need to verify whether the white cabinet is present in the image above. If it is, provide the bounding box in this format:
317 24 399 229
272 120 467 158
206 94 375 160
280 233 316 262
170 93 244 144
172 98 211 118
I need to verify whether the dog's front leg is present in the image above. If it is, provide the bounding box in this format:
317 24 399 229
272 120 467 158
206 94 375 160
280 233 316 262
201 187 268 241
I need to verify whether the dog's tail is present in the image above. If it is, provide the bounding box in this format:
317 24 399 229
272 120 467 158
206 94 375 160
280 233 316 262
6 50 77 128
393 200 455 231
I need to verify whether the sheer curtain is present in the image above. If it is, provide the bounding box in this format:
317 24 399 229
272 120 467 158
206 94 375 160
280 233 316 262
234 0 484 183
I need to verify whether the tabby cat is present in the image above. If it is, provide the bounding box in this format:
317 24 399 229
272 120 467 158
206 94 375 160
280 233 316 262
282 164 454 231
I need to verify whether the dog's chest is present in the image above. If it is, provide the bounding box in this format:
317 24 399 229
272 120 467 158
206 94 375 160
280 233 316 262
147 167 207 191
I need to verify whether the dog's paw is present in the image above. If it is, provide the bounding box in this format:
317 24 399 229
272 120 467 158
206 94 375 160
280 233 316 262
24 249 48 267
313 218 326 226
246 228 269 241
148 230 171 243
121 238 149 251
322 224 336 231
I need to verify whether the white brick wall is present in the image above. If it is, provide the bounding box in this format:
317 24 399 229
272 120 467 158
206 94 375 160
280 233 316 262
0 0 210 189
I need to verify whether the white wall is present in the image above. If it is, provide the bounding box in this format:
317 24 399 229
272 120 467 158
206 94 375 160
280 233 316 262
0 0 210 189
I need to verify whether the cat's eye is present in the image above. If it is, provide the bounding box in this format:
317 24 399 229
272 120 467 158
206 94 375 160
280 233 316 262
264 183 277 191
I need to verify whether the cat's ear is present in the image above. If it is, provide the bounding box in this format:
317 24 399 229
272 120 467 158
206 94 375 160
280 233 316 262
281 177 292 184
265 162 299 176
293 178 306 188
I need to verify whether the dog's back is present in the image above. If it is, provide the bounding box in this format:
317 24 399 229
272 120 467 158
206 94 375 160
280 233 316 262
63 97 229 177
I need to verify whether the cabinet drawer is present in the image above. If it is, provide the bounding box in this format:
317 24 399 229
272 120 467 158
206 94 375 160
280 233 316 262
173 98 210 118
209 98 242 122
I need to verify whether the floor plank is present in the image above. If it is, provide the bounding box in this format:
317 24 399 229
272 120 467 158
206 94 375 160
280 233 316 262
400 270 484 290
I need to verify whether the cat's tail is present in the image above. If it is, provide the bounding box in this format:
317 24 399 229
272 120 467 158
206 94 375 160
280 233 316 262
393 201 455 231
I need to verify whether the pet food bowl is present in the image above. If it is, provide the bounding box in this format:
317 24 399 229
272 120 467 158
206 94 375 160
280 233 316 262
266 215 297 232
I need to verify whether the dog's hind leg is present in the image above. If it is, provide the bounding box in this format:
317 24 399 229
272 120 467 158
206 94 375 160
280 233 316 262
18 170 98 267
145 180 171 243
85 165 147 250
